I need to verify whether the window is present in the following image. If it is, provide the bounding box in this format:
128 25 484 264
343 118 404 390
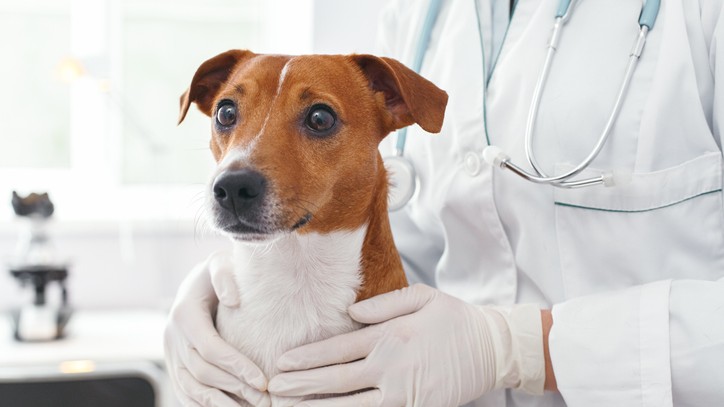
0 0 71 168
0 0 313 221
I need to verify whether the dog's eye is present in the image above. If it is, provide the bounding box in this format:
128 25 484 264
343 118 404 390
305 105 336 133
216 102 237 127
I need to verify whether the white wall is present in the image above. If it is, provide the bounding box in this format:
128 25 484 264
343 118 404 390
0 0 388 312
312 0 388 54
0 222 229 311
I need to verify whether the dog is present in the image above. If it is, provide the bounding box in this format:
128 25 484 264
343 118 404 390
178 50 448 405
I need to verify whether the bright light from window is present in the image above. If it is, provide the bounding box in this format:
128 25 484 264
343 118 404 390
0 0 72 169
0 0 313 222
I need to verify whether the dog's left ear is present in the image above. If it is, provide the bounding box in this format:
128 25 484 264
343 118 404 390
178 49 255 124
351 54 448 134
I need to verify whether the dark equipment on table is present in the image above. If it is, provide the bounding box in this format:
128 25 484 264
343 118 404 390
8 191 72 341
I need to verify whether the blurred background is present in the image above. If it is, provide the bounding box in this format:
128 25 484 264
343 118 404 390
0 0 387 405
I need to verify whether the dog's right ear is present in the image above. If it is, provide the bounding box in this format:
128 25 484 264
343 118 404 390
178 49 255 125
351 54 448 134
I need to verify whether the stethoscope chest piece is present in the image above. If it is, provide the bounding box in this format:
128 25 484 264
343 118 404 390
384 155 418 211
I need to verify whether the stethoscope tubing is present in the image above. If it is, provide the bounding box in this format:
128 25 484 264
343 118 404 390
520 25 649 188
387 0 662 213
488 0 660 188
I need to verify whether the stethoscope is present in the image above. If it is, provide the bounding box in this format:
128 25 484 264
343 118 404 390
384 0 661 211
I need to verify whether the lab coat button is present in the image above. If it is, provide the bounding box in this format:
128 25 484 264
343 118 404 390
464 151 481 176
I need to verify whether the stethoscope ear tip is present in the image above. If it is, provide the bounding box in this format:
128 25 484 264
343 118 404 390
482 146 509 167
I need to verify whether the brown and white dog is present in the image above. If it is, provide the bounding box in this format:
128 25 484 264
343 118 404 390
178 50 448 406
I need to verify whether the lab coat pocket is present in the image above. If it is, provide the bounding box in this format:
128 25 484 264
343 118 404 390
553 152 724 298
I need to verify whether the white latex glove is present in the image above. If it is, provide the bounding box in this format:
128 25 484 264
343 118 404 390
164 251 271 406
268 284 545 406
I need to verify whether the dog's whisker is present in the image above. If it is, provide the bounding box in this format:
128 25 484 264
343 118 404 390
194 209 207 243
191 193 213 242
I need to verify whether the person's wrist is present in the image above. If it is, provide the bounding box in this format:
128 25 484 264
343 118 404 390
484 304 546 395
541 309 557 391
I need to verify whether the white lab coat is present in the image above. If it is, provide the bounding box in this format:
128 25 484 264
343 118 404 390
378 0 724 406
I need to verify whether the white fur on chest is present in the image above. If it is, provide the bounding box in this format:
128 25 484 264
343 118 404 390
215 227 366 406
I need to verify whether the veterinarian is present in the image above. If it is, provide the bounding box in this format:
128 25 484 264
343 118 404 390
164 0 724 405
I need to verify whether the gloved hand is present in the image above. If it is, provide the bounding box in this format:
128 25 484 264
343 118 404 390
268 284 545 406
164 251 271 406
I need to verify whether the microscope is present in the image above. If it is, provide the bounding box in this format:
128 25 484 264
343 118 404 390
8 191 72 341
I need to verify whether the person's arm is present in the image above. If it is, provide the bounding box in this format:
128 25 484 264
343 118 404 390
549 278 724 406
551 284 674 405
669 279 724 403
267 284 546 406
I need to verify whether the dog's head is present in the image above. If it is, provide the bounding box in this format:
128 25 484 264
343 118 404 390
179 50 447 242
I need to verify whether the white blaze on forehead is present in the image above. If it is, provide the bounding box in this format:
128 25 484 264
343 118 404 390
255 57 296 142
276 57 295 98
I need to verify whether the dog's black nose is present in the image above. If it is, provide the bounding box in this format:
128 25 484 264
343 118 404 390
213 169 267 214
